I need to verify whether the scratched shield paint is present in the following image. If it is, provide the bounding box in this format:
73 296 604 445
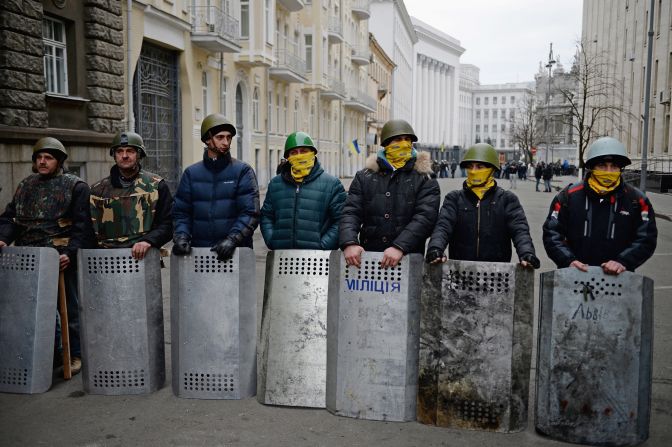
536 267 654 446
417 260 533 432
258 250 330 408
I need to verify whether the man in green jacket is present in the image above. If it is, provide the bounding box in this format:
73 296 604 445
261 132 346 250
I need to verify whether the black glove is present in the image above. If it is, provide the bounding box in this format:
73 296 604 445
172 234 191 255
211 237 236 262
521 253 541 269
425 249 445 264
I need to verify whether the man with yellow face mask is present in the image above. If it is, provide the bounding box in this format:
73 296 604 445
261 132 346 249
543 136 657 274
340 119 440 268
425 143 539 268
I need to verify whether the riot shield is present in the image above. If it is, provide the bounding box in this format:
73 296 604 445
326 251 423 421
78 248 165 395
257 250 330 407
0 247 59 394
171 247 256 399
535 267 653 446
418 260 534 432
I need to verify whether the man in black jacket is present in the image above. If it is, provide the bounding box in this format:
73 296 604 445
0 137 96 375
425 143 540 268
543 137 657 274
339 119 440 268
90 131 173 259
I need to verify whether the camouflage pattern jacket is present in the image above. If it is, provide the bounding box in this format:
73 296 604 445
90 166 173 249
0 172 95 259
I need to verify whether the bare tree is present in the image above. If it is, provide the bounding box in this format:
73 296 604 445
555 41 625 169
507 93 538 163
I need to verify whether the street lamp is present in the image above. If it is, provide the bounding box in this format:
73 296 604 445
545 43 556 163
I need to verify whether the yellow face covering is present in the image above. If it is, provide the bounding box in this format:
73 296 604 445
385 140 413 169
466 167 495 200
288 151 316 183
588 170 621 195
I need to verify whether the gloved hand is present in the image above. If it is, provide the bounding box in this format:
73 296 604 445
425 249 445 264
172 234 191 255
521 253 541 269
211 237 236 261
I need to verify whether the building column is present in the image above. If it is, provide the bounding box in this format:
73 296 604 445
422 57 429 140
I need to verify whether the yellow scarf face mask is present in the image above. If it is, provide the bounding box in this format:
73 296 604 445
385 140 413 169
588 170 621 195
288 151 316 183
466 167 495 200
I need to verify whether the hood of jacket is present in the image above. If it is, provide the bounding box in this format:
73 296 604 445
364 150 433 175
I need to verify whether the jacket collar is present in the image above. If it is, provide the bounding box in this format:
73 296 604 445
203 150 232 172
364 150 434 175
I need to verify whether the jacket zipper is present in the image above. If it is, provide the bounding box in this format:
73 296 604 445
292 184 300 247
476 200 481 258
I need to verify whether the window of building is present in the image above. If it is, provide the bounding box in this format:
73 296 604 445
220 77 227 116
294 99 299 130
500 138 505 147
502 96 506 105
484 97 489 105
475 124 480 132
476 110 481 119
484 110 489 119
510 96 515 103
265 0 273 44
476 97 480 105
501 124 506 132
484 124 489 133
493 110 498 119
305 34 312 71
268 91 273 132
240 0 249 38
510 110 515 119
276 92 281 134
43 17 68 95
252 87 259 130
202 71 209 117
493 96 498 105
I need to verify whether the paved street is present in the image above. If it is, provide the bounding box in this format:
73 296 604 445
1 174 671 447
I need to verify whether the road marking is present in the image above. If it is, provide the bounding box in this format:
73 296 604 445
655 286 672 290
653 252 672 256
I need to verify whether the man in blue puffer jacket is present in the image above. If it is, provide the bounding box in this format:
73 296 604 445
261 131 346 249
172 113 260 260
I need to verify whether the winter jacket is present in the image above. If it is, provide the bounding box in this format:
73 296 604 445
534 165 543 180
543 180 657 271
261 160 346 250
0 173 96 260
542 165 553 180
339 151 440 254
427 183 536 262
173 151 260 247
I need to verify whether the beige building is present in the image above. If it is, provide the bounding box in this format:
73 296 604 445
582 0 672 170
367 32 396 155
0 0 377 204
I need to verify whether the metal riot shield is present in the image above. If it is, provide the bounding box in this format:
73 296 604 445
78 248 165 395
171 247 256 399
536 267 653 446
326 251 423 421
0 247 59 394
257 250 330 407
418 260 534 432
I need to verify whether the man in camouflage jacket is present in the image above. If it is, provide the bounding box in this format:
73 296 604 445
90 131 173 260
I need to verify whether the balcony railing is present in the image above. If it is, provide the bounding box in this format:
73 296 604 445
328 17 343 42
275 49 306 74
351 45 370 65
190 5 239 41
345 87 377 112
328 75 346 96
352 1 370 20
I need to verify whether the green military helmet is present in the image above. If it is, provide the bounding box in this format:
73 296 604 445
460 143 500 171
584 136 631 169
32 137 68 162
200 113 236 142
284 131 317 158
380 119 418 147
110 131 146 158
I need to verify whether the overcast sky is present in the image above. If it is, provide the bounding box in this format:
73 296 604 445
403 0 584 85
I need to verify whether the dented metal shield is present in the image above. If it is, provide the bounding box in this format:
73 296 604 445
418 260 534 432
326 251 423 421
535 267 653 446
257 250 330 407
171 247 256 399
78 248 165 395
0 247 59 394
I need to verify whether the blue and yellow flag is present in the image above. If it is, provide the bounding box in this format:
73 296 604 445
348 139 360 156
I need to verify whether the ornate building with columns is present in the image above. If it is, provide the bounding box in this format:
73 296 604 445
411 17 463 161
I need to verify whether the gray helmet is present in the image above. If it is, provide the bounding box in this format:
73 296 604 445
380 119 418 147
201 113 236 142
32 137 67 162
110 131 146 158
460 143 500 171
584 136 631 168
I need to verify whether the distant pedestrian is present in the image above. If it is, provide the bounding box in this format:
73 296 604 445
535 162 543 191
542 162 553 192
508 162 518 189
450 160 457 178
